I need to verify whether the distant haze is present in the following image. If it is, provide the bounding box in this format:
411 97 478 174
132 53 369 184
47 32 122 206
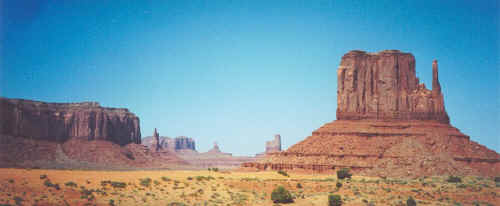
1 0 498 155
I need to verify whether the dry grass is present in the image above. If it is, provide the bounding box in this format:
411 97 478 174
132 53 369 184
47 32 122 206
0 168 497 205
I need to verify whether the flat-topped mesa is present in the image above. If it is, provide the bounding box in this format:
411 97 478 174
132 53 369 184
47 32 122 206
336 50 449 123
0 97 141 145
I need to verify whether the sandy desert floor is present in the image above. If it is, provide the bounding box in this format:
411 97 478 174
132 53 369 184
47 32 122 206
0 168 498 206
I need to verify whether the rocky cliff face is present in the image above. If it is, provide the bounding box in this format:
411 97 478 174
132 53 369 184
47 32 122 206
0 97 141 145
243 50 500 177
142 135 196 152
265 134 282 153
151 128 162 151
336 50 449 123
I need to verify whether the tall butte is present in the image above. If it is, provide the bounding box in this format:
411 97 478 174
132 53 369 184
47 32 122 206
243 50 500 177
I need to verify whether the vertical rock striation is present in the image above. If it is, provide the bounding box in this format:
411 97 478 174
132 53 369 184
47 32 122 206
265 134 282 153
242 50 500 177
0 97 141 145
152 128 162 151
336 50 449 123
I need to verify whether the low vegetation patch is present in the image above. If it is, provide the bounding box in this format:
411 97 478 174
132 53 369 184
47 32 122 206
43 179 60 190
101 180 127 189
494 177 500 183
64 181 78 188
277 170 289 177
337 168 352 180
208 168 219 172
271 186 293 203
407 196 417 206
139 178 152 187
328 194 342 206
447 176 462 183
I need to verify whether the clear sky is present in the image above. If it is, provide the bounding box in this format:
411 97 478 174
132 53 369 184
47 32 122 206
1 0 498 155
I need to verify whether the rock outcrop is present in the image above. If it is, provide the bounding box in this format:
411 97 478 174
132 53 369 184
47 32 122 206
265 134 282 153
0 97 141 145
142 135 259 169
336 50 449 123
0 97 187 169
205 142 232 156
152 128 162 152
142 135 196 152
242 50 500 177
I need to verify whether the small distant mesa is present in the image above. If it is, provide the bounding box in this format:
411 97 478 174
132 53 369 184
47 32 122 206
243 50 500 177
142 128 260 169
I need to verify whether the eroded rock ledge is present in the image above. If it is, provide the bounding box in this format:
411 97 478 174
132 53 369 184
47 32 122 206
337 50 449 123
242 50 500 177
0 97 141 145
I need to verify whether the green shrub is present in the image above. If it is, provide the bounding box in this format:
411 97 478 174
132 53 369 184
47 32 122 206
447 176 462 183
277 170 289 177
139 178 152 187
328 194 342 206
13 196 23 206
65 181 78 188
109 199 115 206
407 196 416 206
336 182 343 188
161 176 171 182
296 183 302 189
494 177 500 183
212 168 219 172
101 181 127 189
271 186 293 203
43 179 60 190
337 168 352 180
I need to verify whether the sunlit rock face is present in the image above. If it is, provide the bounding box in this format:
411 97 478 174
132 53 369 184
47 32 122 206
242 50 500 177
336 50 449 123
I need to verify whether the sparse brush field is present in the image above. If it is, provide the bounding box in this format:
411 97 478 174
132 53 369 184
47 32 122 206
0 168 498 206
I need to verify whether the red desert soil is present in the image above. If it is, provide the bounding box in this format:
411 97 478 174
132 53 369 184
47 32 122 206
0 168 498 206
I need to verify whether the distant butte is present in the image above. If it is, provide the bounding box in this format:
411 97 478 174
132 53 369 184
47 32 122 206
242 50 500 177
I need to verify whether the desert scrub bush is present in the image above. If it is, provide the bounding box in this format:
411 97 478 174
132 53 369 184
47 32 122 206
277 170 289 177
328 194 342 206
43 179 60 190
447 176 462 183
337 168 352 180
296 183 303 188
167 202 188 206
407 196 416 206
65 181 78 188
271 186 293 203
186 176 193 181
161 176 171 182
139 178 152 187
13 196 23 206
101 181 127 189
108 199 115 206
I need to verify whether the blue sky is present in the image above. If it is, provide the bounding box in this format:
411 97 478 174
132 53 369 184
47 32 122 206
1 0 498 155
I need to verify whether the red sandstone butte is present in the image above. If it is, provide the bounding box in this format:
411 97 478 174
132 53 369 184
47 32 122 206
0 97 184 169
0 98 141 145
242 50 500 177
